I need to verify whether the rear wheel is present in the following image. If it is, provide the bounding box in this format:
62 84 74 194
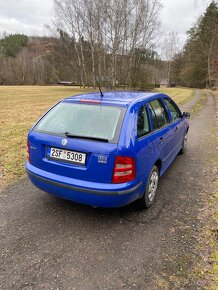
179 132 188 154
139 165 159 208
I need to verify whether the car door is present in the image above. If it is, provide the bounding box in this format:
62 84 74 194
147 98 176 170
136 104 155 180
163 97 185 153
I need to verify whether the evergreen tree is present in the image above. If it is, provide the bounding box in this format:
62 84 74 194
171 1 218 88
0 34 28 57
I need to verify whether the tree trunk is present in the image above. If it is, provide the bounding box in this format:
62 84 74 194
167 61 171 86
207 31 215 88
78 39 87 88
111 52 117 89
74 42 84 88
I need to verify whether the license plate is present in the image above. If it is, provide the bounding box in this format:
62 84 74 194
48 147 86 165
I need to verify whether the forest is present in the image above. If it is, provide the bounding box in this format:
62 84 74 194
0 0 217 89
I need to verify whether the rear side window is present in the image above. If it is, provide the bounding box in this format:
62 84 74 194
34 102 126 143
164 98 181 122
148 99 170 130
137 105 150 138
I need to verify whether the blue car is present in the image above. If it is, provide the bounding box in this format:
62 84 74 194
26 91 190 208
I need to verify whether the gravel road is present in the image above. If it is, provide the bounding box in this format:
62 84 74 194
0 91 216 290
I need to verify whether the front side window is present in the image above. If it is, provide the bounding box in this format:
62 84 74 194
164 98 181 122
34 102 125 143
137 105 150 138
148 99 170 130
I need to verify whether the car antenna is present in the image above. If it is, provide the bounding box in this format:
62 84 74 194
96 76 104 100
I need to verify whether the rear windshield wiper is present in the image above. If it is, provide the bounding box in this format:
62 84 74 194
65 132 109 143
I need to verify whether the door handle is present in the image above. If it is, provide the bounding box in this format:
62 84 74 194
159 137 164 143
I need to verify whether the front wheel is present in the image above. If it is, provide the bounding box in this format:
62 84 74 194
139 165 159 208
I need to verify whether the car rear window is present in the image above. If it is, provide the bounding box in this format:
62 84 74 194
34 102 126 143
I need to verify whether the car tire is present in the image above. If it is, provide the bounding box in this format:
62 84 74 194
179 132 188 155
139 165 159 208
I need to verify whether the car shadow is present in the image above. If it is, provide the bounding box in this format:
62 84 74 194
1 153 186 230
51 155 183 212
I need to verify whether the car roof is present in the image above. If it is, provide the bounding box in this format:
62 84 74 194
64 91 164 107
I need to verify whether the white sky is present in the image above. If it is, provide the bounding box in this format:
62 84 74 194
0 0 208 43
160 0 208 43
0 0 54 36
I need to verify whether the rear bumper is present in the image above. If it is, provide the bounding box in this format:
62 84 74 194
26 162 143 207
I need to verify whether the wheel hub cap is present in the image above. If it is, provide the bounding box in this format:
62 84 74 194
148 171 158 202
184 134 188 147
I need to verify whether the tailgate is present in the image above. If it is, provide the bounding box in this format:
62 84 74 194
29 132 117 183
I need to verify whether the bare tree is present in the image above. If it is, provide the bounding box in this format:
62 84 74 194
162 31 180 85
52 0 161 88
53 0 88 87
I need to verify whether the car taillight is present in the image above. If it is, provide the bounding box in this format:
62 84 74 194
112 156 136 183
27 140 30 162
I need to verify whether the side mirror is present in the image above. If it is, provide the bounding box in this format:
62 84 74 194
183 112 190 119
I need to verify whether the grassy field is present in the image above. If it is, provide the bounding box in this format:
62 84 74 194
0 86 195 188
154 87 195 105
0 86 91 188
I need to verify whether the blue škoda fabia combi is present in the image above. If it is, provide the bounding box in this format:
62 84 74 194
26 92 190 208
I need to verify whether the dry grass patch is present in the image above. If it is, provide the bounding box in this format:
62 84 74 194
212 90 218 100
0 86 91 187
191 91 207 113
154 87 195 105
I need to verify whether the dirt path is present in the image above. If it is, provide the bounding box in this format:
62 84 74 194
0 92 216 290
180 89 202 112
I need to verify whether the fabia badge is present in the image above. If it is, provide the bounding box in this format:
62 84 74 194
98 155 108 164
62 139 68 146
